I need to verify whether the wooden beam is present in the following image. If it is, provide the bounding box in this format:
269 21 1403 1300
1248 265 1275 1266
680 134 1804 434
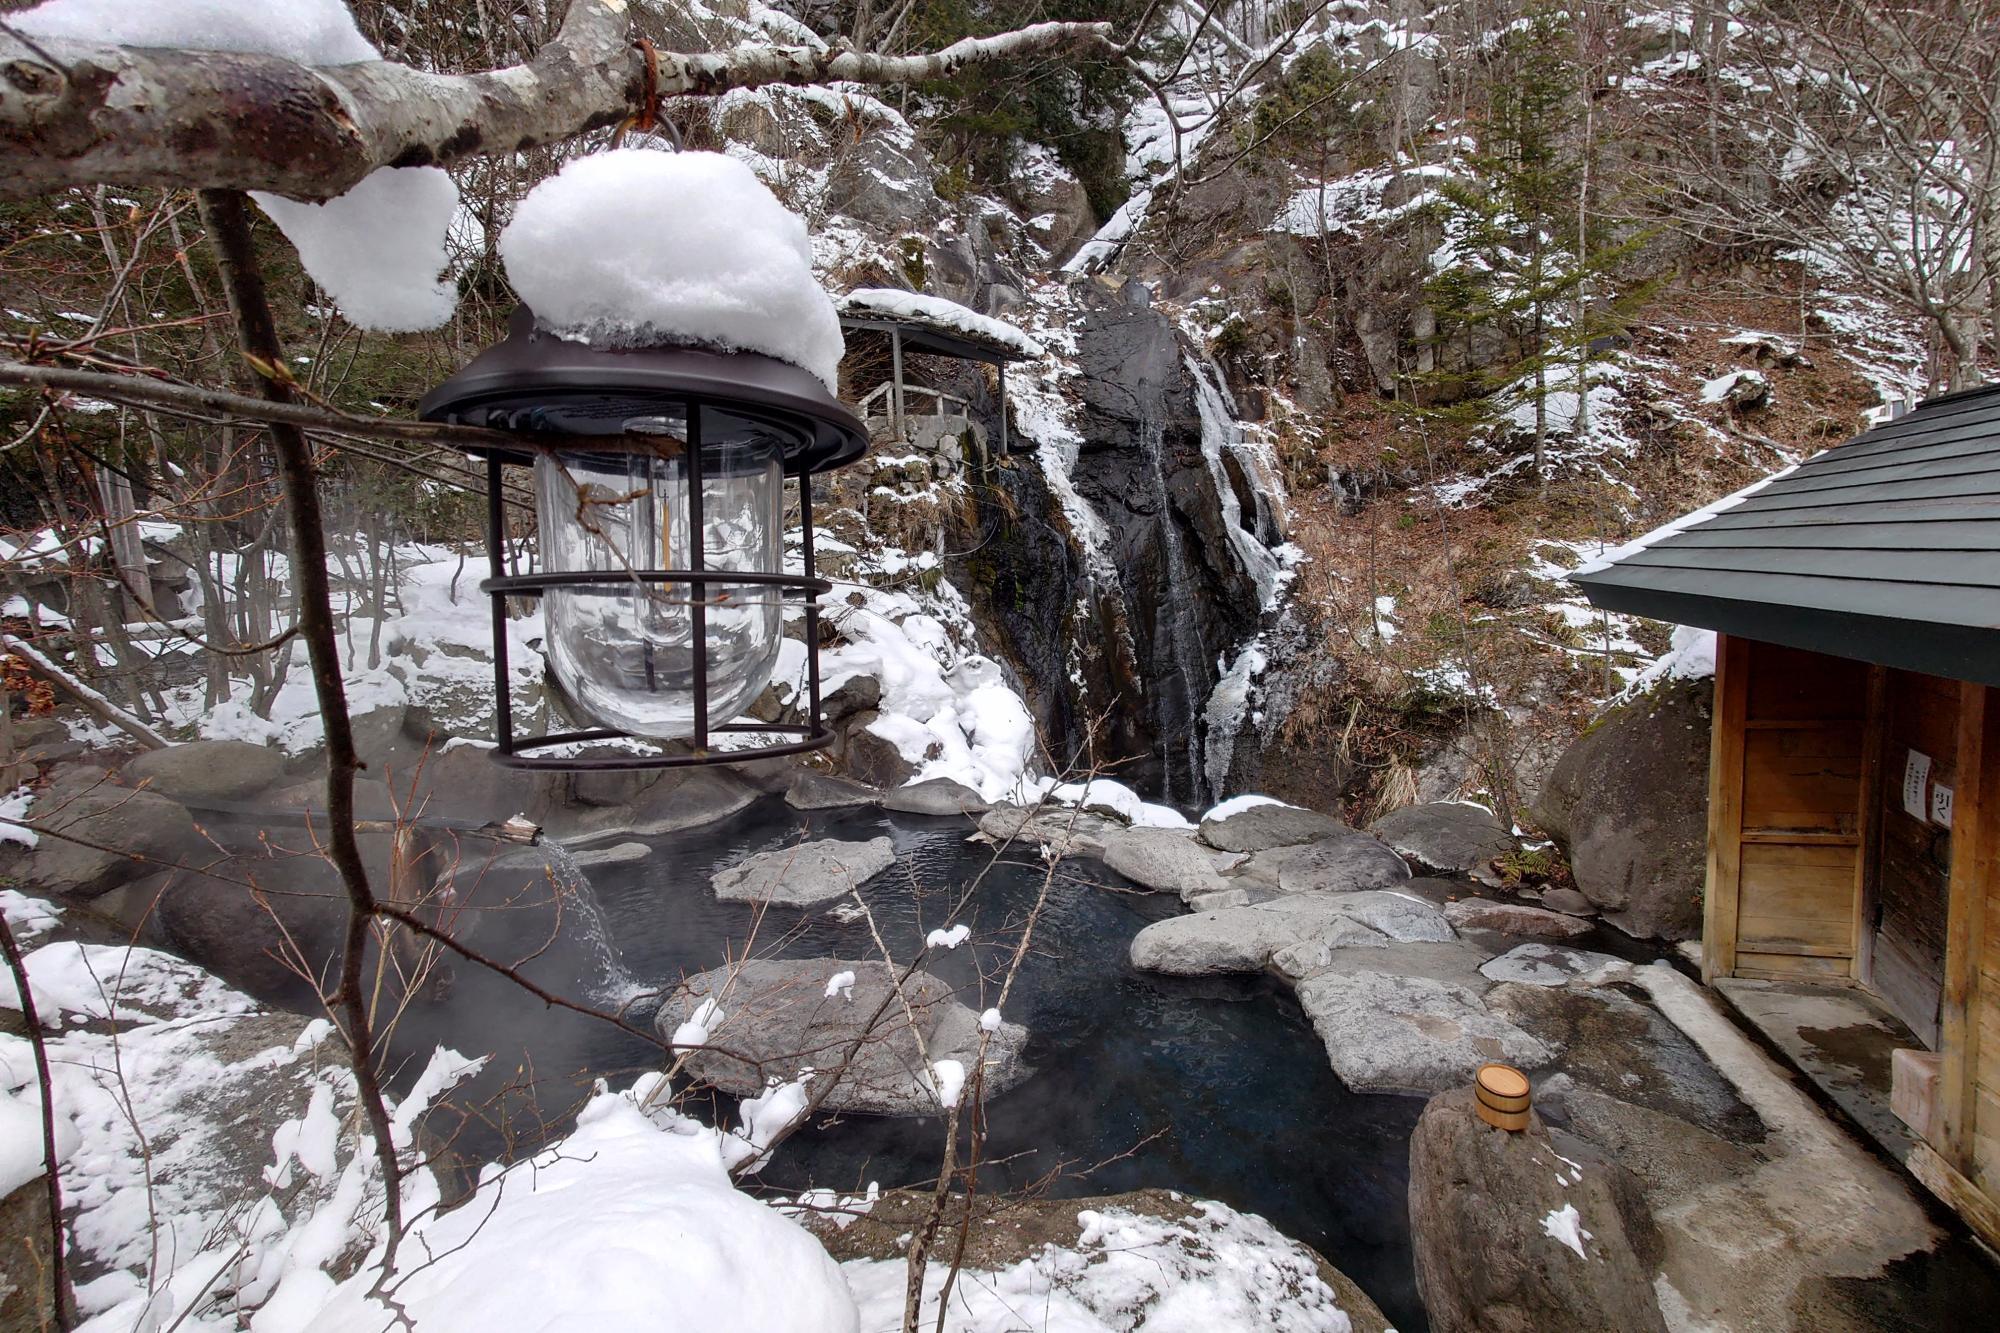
1909 1142 2000 1252
1854 663 1890 984
1938 681 1995 1170
1704 633 1751 983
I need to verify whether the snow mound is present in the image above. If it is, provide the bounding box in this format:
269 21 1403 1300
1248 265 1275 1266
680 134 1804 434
837 288 1046 359
253 167 461 332
843 1198 1356 1332
16 0 459 333
1202 794 1292 821
502 149 846 391
312 1092 860 1333
13 0 379 63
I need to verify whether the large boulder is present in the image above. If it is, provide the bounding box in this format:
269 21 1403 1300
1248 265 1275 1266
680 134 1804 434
786 770 881 811
124 740 287 806
1409 1088 1668 1333
1295 970 1554 1094
711 836 896 907
1532 678 1711 940
656 958 1028 1115
1276 830 1413 894
1369 802 1514 875
1199 802 1347 853
1129 896 1386 976
881 777 990 818
838 712 918 790
12 769 202 900
148 852 353 1004
1100 828 1228 898
552 769 758 843
978 804 1120 860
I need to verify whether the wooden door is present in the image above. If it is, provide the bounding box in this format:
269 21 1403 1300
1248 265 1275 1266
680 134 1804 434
1870 670 1962 1046
1706 637 1869 982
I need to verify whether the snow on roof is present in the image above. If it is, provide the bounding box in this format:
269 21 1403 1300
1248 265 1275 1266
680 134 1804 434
1570 461 1799 577
501 150 846 391
837 288 1046 360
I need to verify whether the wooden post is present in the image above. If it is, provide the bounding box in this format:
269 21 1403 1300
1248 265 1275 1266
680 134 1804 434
997 362 1009 459
1853 664 1890 984
889 327 906 447
1938 681 1994 1172
1703 633 1750 983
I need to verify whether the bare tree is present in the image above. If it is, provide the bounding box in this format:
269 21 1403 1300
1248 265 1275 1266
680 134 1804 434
1657 0 1998 392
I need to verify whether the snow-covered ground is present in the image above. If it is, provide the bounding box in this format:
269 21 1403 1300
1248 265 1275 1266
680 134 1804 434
0 889 1364 1333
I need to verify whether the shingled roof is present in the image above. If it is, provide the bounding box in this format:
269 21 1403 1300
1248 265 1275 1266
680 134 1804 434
1572 382 2000 687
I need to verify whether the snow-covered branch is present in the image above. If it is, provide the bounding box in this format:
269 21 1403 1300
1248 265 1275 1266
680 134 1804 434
0 0 1116 201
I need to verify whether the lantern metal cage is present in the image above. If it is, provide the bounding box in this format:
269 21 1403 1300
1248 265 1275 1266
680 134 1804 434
420 308 869 772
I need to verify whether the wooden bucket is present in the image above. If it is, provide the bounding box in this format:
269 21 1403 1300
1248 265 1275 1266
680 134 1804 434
1475 1063 1531 1131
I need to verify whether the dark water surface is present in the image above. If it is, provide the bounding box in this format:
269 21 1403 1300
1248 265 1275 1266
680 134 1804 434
402 797 1431 1330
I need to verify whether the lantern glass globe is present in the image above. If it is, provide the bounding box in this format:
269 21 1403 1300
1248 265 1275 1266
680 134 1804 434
533 411 786 739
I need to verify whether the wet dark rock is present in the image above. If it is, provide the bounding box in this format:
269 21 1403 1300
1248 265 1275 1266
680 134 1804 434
836 711 917 789
710 835 896 907
1487 986 1766 1143
13 771 201 900
821 674 882 724
1066 286 1261 801
1199 803 1347 853
1532 677 1712 940
1409 1088 1668 1333
1368 802 1514 874
1538 887 1596 916
1444 899 1593 940
1275 829 1413 894
657 958 1028 1115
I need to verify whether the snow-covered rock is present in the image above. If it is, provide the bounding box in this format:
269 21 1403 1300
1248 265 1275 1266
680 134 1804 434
1198 801 1347 852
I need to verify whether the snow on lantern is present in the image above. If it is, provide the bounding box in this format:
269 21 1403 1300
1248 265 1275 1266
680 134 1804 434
418 150 866 770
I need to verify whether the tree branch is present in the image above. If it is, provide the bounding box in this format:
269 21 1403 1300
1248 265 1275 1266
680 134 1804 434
196 186 409 1264
0 2 1116 201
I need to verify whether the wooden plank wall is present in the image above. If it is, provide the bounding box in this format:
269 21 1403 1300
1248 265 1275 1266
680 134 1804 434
1872 670 1962 1046
1941 685 1997 1198
1715 640 1868 981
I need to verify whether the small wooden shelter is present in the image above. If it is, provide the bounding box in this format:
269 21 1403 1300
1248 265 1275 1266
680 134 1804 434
1574 383 2000 1247
835 288 1044 467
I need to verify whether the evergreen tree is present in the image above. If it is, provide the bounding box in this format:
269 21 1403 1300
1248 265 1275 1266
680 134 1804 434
1407 5 1646 479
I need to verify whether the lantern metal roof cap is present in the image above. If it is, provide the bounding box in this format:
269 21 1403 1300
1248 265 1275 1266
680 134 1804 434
419 306 868 476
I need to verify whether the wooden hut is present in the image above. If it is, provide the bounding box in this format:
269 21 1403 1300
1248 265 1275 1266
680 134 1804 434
1573 383 2000 1248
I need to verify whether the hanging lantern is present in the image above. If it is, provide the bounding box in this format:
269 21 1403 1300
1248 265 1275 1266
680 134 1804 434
420 307 867 770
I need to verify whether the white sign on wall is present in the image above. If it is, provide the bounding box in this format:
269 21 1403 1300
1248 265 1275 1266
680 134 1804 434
1932 782 1955 829
1902 749 1932 821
